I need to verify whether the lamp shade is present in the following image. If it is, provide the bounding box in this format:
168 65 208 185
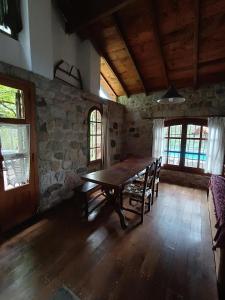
157 85 185 104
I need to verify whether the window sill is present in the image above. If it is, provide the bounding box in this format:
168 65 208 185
162 164 210 176
87 159 102 167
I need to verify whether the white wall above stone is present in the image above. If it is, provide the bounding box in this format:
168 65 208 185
77 40 100 96
52 7 79 68
28 0 53 79
0 0 100 94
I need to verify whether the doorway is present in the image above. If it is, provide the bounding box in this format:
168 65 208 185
0 75 38 232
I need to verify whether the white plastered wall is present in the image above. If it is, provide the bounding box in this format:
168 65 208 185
0 0 100 95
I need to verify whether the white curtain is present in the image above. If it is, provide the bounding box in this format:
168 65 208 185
0 124 30 189
102 103 111 169
205 117 225 175
152 119 165 161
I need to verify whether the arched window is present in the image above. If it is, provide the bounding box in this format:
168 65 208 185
88 107 102 162
163 118 208 173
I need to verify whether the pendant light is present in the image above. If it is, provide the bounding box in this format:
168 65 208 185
157 85 185 104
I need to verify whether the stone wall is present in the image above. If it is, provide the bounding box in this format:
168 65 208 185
0 62 125 211
108 101 126 163
160 169 210 190
118 83 225 189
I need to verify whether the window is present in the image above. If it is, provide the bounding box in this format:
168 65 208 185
0 24 11 35
0 79 31 191
0 84 25 119
0 0 23 39
88 108 102 162
163 119 208 173
100 57 117 102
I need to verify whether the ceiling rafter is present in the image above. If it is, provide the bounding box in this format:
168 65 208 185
112 13 147 95
56 0 136 34
193 0 201 89
103 53 129 97
168 57 225 74
149 0 169 88
100 72 118 98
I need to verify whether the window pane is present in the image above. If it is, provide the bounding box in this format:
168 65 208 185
163 138 168 162
167 138 181 165
97 123 102 135
90 122 96 135
184 139 199 168
90 148 96 161
97 136 101 147
202 126 208 139
96 110 101 122
170 125 182 138
90 110 96 122
96 148 101 159
90 135 95 148
164 126 169 138
0 25 12 35
200 139 207 169
0 84 25 119
0 124 30 191
187 124 201 138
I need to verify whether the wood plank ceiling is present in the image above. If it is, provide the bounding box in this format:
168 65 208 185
56 0 225 97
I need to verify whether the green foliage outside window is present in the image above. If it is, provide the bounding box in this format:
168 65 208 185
0 84 24 119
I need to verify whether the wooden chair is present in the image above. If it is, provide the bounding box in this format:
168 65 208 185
154 156 162 201
133 157 162 205
121 161 156 224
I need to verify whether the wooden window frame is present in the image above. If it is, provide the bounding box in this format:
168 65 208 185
163 118 208 174
0 73 39 204
87 107 102 165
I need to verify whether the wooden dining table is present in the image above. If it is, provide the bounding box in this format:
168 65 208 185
81 156 156 229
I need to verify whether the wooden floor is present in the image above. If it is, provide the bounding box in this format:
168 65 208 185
0 184 218 300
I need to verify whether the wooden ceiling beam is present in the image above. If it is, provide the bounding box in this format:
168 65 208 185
91 38 129 97
193 0 200 89
167 57 225 74
149 0 169 88
56 0 136 34
100 72 118 98
112 13 147 95
103 53 129 97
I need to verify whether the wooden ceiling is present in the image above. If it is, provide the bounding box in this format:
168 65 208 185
56 0 225 97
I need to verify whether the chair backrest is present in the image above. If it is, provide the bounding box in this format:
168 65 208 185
142 161 156 197
156 156 162 179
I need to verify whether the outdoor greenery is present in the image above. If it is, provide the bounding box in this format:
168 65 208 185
0 84 20 118
0 84 27 153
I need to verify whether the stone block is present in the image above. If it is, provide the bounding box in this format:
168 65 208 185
62 160 72 170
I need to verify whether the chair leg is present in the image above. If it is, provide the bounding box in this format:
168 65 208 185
156 183 159 197
120 190 123 208
147 195 151 212
129 197 132 206
85 195 89 219
140 197 145 224
151 190 154 205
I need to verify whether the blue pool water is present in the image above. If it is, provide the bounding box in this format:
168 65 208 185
165 151 206 161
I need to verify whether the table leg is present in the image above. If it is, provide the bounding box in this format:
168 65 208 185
103 187 128 229
114 188 128 229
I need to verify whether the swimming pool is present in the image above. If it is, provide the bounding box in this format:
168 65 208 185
165 151 206 161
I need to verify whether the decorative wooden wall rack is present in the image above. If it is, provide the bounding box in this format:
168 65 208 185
54 60 83 90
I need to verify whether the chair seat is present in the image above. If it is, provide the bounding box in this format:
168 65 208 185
135 175 145 183
155 177 159 184
123 183 152 200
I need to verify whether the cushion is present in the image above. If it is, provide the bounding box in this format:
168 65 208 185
123 183 152 200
